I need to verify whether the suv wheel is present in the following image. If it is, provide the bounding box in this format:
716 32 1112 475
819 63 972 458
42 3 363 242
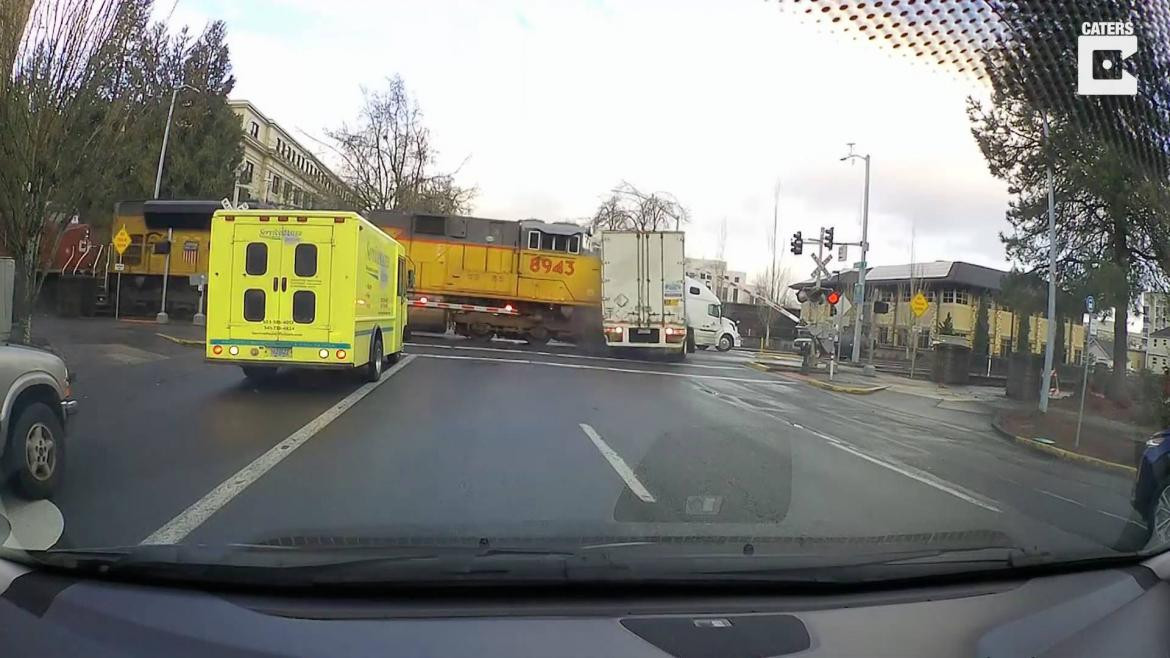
3 402 65 500
1148 482 1170 547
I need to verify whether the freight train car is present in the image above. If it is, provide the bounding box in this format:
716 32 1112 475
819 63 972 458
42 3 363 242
367 211 603 344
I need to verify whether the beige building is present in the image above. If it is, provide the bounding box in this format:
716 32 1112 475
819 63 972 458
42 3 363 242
1141 292 1170 370
684 258 750 303
228 99 356 210
796 261 1087 364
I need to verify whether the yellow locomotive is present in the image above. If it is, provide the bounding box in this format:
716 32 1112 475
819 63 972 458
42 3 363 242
106 200 221 316
367 211 602 344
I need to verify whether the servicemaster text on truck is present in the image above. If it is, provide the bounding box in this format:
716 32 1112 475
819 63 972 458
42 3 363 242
205 209 409 382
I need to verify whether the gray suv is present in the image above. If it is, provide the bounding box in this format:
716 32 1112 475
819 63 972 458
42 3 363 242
0 344 76 499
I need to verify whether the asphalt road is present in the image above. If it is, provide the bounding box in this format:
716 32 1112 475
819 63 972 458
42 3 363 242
0 324 1149 564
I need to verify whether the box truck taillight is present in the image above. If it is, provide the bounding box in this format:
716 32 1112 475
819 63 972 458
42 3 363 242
665 327 686 343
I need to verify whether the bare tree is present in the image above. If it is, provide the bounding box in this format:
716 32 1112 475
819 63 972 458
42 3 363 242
324 75 474 214
0 0 146 342
589 181 688 232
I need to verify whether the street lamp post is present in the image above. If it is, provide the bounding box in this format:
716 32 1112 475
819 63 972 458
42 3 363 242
841 144 873 374
154 84 201 324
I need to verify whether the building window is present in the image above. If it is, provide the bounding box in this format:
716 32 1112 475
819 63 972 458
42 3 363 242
1000 337 1012 355
271 175 282 196
1074 349 1082 365
955 290 970 305
901 288 912 302
878 288 894 303
918 331 932 349
249 121 259 138
942 289 955 304
896 328 909 346
925 289 936 301
879 327 891 345
242 161 254 183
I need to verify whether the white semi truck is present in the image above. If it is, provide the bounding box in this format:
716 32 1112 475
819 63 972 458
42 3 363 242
599 231 688 360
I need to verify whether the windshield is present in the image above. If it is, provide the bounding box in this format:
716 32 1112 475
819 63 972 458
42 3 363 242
2 0 1170 588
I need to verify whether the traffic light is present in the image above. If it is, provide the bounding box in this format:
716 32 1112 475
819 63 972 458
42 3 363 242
790 231 803 255
822 226 834 249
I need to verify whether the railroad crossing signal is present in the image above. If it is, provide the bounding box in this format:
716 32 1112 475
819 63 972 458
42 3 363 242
826 290 841 305
790 231 803 255
808 254 832 281
910 291 929 317
113 226 131 255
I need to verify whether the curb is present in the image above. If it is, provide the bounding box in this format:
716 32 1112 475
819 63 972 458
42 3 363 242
803 378 889 395
990 413 1137 476
156 333 205 347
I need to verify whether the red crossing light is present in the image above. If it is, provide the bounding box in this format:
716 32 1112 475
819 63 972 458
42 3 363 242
826 290 841 305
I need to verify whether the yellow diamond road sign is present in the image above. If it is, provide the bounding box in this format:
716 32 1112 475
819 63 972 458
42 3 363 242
911 291 929 317
112 226 131 255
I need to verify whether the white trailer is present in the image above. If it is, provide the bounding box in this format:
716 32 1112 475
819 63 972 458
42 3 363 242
599 231 687 360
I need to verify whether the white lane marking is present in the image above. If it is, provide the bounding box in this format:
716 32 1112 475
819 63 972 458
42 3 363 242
823 439 1003 513
687 371 1004 515
415 353 789 384
1036 488 1086 507
141 355 417 545
1097 508 1145 527
407 342 746 370
579 424 656 503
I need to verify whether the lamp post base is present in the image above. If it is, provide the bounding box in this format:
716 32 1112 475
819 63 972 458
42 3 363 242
155 312 170 324
192 312 206 327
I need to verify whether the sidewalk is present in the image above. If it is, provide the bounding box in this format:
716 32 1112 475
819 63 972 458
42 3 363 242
750 353 1004 404
992 408 1142 475
24 314 205 373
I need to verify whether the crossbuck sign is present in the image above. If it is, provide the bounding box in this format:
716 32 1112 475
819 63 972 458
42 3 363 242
809 254 832 281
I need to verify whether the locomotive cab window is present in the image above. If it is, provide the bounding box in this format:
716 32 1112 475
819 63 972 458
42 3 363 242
568 235 581 254
527 230 540 250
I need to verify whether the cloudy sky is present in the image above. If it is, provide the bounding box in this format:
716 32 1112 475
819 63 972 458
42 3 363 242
157 0 1013 282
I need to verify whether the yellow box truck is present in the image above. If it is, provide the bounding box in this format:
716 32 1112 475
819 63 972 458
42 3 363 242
205 209 409 382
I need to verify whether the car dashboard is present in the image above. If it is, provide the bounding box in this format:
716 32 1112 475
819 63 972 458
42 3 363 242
4 552 1170 657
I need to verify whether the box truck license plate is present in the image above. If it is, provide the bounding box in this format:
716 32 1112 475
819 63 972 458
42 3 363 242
269 346 292 358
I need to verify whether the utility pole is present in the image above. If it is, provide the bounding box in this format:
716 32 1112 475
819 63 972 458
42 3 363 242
841 144 873 374
154 84 200 324
1039 113 1057 413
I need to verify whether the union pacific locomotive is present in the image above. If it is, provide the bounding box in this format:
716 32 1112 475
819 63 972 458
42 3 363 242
368 211 603 344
